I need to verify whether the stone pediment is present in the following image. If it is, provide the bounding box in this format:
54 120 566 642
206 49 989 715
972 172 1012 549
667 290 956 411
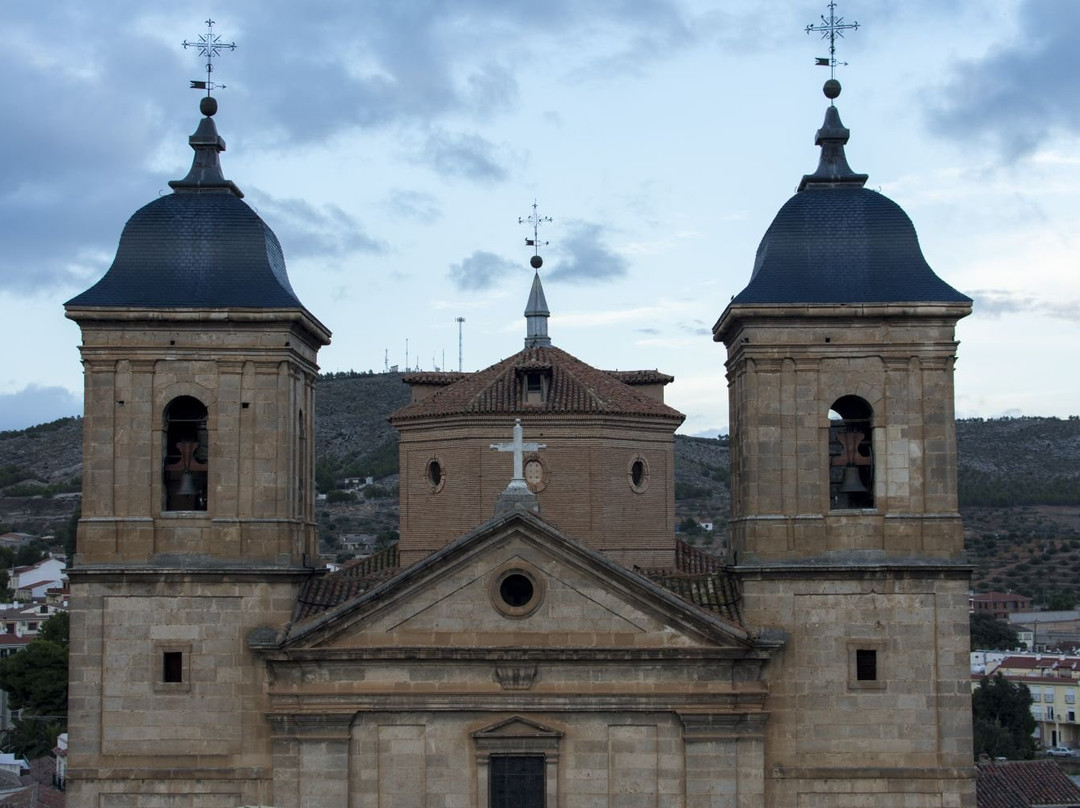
281 509 754 653
473 715 562 741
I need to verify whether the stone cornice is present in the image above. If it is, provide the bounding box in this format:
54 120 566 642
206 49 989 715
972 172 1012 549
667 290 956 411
713 301 972 344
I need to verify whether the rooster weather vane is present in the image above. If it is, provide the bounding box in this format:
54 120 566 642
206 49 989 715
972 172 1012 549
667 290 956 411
183 18 236 96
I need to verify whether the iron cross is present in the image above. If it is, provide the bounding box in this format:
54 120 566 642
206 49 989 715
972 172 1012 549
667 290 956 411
183 19 237 95
806 1 859 79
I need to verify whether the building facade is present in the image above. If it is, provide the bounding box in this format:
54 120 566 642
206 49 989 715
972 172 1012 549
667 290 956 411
64 81 975 807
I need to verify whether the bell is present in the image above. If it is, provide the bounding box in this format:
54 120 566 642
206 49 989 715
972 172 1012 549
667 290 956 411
839 465 867 494
177 471 198 497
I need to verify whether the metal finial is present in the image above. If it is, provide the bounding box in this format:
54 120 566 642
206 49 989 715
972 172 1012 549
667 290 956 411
183 18 237 98
518 200 553 269
806 1 859 85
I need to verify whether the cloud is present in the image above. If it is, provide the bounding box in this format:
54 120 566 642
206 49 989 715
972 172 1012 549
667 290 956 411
929 0 1080 157
546 221 629 283
419 130 509 183
247 190 385 260
0 385 81 432
384 190 442 222
448 251 518 291
971 289 1080 322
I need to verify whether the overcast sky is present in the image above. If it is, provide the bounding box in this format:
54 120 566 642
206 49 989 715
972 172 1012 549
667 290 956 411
2 0 1078 435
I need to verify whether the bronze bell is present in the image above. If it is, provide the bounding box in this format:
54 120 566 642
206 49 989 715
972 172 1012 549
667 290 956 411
839 465 867 494
177 471 198 497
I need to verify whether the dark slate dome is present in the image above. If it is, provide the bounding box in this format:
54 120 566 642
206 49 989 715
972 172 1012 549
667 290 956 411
66 109 305 310
731 104 970 307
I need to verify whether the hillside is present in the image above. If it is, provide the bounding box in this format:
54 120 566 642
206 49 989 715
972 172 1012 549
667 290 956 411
2 378 1079 603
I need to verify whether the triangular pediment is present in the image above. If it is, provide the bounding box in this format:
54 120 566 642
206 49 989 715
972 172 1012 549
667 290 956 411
282 510 755 653
473 715 562 741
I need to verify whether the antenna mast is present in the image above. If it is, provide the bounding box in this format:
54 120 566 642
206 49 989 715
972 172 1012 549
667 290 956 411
456 317 465 372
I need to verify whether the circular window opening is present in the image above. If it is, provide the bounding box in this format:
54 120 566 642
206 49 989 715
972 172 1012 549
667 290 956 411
627 455 650 493
499 573 534 607
425 457 445 493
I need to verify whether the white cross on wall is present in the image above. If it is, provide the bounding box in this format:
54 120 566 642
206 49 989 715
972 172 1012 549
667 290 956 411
490 418 546 486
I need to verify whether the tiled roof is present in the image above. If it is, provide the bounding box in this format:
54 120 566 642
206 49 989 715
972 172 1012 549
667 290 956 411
295 535 741 628
732 186 971 306
391 345 683 423
65 191 305 310
637 540 742 624
294 546 400 621
730 104 970 308
976 760 1080 808
604 370 675 386
66 112 317 316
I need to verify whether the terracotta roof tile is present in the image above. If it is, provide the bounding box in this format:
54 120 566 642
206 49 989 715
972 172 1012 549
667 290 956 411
294 546 400 621
391 345 683 423
976 760 1080 808
638 540 742 624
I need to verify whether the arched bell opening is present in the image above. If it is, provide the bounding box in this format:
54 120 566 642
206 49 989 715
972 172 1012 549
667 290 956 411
163 396 209 511
828 395 874 509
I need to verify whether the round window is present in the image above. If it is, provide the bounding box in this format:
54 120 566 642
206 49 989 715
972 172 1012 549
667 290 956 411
499 573 534 607
425 457 445 493
490 566 544 618
628 455 650 493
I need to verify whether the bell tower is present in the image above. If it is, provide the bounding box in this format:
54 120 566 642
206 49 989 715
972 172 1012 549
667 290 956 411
713 77 975 806
63 95 330 808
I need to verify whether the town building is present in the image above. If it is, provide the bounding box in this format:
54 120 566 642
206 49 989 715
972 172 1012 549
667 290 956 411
973 591 1034 619
63 76 974 808
981 653 1080 749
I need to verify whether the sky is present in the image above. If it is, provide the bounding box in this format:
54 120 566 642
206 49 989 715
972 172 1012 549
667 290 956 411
2 0 1079 436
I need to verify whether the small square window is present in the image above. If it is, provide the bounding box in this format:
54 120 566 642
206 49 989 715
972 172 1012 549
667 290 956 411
153 642 191 693
848 640 885 690
162 651 183 683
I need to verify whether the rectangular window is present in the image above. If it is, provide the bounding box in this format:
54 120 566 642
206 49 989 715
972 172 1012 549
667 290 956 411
1067 691 1076 705
856 649 877 681
1045 688 1055 703
490 755 545 808
1047 705 1055 720
1068 710 1075 722
153 642 191 693
1033 692 1042 702
162 651 183 683
524 372 545 405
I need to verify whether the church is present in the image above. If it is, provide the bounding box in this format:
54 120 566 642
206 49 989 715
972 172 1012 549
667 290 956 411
63 70 974 808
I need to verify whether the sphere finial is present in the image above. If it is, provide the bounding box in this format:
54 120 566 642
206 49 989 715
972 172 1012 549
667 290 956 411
823 78 841 99
530 255 543 269
200 95 218 117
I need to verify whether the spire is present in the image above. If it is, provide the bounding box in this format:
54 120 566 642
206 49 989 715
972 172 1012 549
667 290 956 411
168 97 244 197
797 80 868 191
524 271 551 347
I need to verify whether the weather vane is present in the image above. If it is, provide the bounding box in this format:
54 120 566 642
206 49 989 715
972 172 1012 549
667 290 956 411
806 2 858 80
183 19 236 96
518 200 552 269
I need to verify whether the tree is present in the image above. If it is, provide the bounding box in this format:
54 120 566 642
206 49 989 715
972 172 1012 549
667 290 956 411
0 637 68 720
37 611 69 648
1046 590 1077 611
970 612 1020 651
972 673 1037 760
2 716 65 759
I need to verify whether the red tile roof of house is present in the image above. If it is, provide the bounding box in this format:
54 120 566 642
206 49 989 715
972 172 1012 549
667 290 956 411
391 345 683 423
976 759 1080 808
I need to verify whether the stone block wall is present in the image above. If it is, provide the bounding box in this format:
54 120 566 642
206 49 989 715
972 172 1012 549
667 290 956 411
70 314 322 565
720 305 968 563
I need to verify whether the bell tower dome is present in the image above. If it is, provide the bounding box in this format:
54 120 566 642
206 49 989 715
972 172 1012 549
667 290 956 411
63 97 330 808
712 78 975 805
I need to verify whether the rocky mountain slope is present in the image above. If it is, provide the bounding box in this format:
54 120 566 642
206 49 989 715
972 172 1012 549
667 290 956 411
2 374 1078 602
